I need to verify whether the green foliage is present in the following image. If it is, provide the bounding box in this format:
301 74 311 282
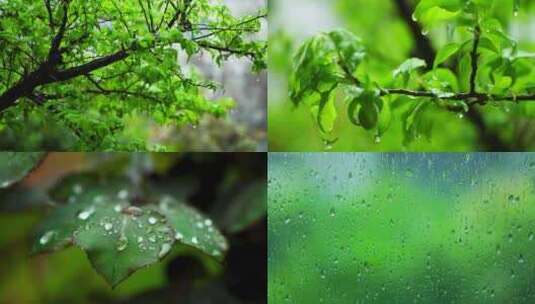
287 0 535 149
0 152 44 188
0 0 266 150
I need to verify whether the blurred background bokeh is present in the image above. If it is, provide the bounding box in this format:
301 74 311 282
268 0 535 151
0 153 266 304
268 153 535 303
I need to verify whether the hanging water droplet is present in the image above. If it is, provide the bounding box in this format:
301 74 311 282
158 243 172 258
374 135 381 144
78 206 95 220
117 235 128 252
39 231 55 245
148 216 157 225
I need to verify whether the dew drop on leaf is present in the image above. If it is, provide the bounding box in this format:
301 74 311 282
117 235 128 252
39 231 55 245
175 232 183 240
192 236 199 244
148 216 157 225
104 222 113 231
78 206 96 221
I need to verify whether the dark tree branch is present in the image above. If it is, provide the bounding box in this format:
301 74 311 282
50 49 129 83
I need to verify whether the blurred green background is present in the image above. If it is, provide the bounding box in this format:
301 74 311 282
269 153 535 303
268 0 535 151
0 153 266 304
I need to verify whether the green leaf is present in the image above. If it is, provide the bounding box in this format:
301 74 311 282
359 100 379 130
33 176 227 287
377 98 392 136
393 58 427 79
74 202 175 287
310 90 338 135
0 152 44 189
434 43 460 68
212 180 267 233
157 197 228 260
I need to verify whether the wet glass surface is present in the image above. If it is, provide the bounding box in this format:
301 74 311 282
269 153 535 303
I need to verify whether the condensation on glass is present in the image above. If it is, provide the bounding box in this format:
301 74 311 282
269 153 535 303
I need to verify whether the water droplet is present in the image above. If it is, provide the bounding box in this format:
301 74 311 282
192 236 199 244
117 235 128 251
175 232 183 240
73 184 83 194
158 243 172 258
329 207 336 217
78 206 95 220
149 236 156 243
518 254 525 264
104 223 113 231
1 181 10 187
137 236 144 243
93 195 104 204
374 135 381 144
529 232 534 241
204 219 212 226
148 216 157 225
411 13 418 22
114 204 122 212
196 222 204 229
508 194 520 203
39 231 55 245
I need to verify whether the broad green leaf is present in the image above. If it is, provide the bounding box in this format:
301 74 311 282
359 100 379 130
212 180 267 233
393 58 427 79
74 203 175 287
33 175 226 287
0 152 44 188
434 43 460 68
308 90 338 135
157 196 228 260
377 98 392 136
413 1 461 29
